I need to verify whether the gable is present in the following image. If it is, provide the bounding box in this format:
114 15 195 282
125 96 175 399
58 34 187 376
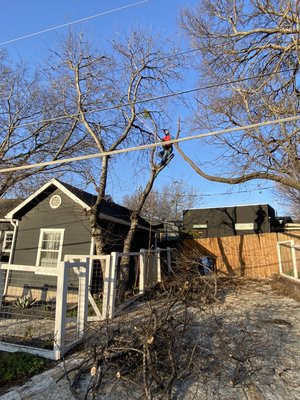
5 179 90 220
5 178 151 230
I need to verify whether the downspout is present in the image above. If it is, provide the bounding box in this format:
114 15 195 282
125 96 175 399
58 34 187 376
3 219 18 296
8 219 18 264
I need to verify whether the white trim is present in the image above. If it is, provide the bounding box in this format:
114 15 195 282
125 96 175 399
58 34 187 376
4 178 152 232
49 194 62 209
36 228 65 267
5 178 90 219
0 263 59 276
8 220 18 264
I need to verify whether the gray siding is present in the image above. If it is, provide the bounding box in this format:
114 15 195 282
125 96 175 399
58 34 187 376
13 188 92 265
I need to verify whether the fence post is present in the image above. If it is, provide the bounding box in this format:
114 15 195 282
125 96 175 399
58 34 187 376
139 249 146 294
102 255 110 319
156 248 161 283
277 243 283 275
167 247 172 273
54 261 68 360
77 260 89 339
291 242 298 279
0 265 3 307
102 252 118 320
109 252 118 319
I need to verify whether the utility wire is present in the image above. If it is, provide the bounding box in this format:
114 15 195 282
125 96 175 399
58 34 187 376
1 114 299 173
201 186 273 197
13 67 295 129
0 0 150 47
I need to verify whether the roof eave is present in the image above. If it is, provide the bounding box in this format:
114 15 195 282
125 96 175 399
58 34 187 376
5 178 91 219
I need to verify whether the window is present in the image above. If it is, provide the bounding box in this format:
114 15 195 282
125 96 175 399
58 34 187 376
235 223 254 230
193 224 207 229
49 195 62 209
37 229 64 267
3 231 14 252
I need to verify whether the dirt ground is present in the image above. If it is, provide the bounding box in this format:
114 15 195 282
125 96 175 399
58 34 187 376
1 276 300 400
73 276 300 400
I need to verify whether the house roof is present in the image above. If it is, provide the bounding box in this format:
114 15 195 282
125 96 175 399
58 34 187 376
0 198 23 219
5 179 150 229
184 203 273 212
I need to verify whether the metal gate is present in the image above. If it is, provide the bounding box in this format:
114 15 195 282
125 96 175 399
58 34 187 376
277 240 300 280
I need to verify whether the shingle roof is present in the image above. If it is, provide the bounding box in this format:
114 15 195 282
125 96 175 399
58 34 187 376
57 180 150 228
4 179 151 229
0 199 23 219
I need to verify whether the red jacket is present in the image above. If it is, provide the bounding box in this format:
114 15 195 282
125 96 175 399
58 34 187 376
162 133 172 149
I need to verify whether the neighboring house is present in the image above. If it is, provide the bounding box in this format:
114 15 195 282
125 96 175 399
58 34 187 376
182 203 285 238
4 178 153 268
143 218 182 245
0 199 23 263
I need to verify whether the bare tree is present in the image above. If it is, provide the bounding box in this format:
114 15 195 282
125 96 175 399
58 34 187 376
0 49 89 198
48 30 182 257
275 181 300 219
123 179 198 221
177 0 300 191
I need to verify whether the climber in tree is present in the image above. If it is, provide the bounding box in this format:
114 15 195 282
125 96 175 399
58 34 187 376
158 129 174 166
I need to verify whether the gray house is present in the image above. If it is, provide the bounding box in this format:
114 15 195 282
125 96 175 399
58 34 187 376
182 203 278 238
0 199 23 263
4 178 152 268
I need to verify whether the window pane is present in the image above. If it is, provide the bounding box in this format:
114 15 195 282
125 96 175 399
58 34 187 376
41 239 60 251
38 230 62 267
3 232 13 251
40 251 59 267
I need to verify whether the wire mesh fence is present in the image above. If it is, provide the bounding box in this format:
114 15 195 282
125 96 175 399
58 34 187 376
0 248 171 359
0 261 88 359
113 248 171 315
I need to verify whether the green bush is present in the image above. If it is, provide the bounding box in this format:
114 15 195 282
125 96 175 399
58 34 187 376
0 351 48 387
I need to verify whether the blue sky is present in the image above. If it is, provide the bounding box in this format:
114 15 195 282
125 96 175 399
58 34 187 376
0 0 287 215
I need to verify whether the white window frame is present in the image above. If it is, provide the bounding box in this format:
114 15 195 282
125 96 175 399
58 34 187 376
2 231 14 252
36 228 65 268
235 223 254 231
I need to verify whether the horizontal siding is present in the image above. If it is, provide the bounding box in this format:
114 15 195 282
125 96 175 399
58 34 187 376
183 231 300 278
13 188 91 266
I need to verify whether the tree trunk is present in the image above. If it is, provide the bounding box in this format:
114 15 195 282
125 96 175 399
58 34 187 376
117 214 139 305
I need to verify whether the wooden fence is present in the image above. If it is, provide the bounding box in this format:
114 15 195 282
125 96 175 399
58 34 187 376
183 230 300 278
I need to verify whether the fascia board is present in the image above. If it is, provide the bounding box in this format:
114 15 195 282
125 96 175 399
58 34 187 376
5 178 90 219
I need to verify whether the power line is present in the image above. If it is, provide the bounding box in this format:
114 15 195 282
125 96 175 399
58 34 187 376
1 114 299 173
201 186 273 197
0 0 150 47
14 67 295 129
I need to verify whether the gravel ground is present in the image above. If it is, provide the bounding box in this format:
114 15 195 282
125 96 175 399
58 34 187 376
1 277 300 400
